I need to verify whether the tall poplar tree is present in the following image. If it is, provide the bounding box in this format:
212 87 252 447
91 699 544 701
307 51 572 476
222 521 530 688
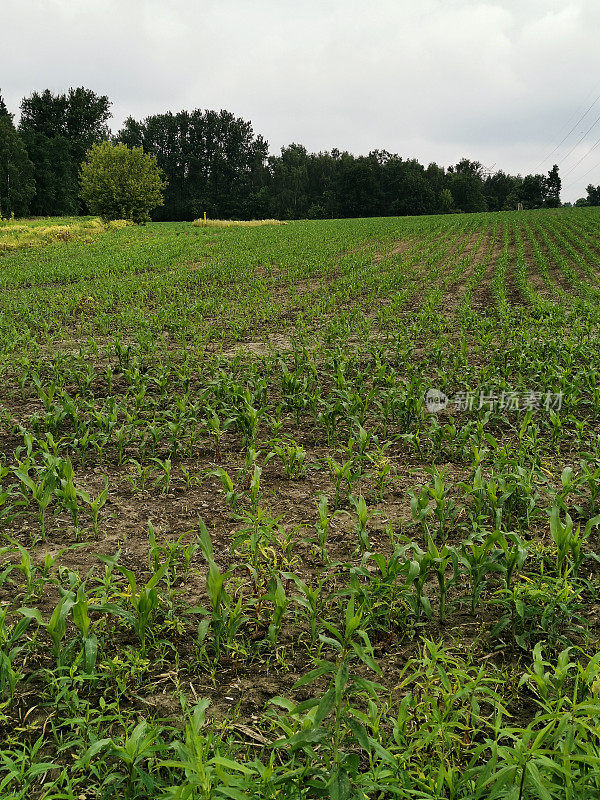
0 92 35 217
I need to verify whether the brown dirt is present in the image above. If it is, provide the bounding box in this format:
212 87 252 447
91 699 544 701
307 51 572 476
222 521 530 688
373 238 415 264
469 226 505 311
519 226 559 300
441 227 492 313
534 242 578 295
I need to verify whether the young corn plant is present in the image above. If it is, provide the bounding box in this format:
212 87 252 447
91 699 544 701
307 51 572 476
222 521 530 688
424 468 458 540
459 531 505 614
549 505 600 579
195 519 245 659
31 372 57 412
231 508 286 594
549 408 563 452
12 464 54 541
113 425 129 465
427 539 459 623
263 574 288 646
313 494 341 564
404 542 434 622
71 583 99 674
10 542 61 601
55 458 82 533
92 561 169 653
283 571 328 645
160 700 255 799
326 456 359 509
126 459 153 493
93 549 121 604
207 413 225 460
349 494 379 554
409 486 433 538
248 464 262 513
77 478 109 537
152 457 172 494
546 468 580 521
19 593 76 666
265 439 307 479
228 391 262 450
497 531 529 591
207 467 241 512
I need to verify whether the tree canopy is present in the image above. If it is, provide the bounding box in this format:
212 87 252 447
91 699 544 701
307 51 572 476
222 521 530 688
80 141 166 224
2 87 566 219
18 87 110 215
118 109 269 221
0 92 35 217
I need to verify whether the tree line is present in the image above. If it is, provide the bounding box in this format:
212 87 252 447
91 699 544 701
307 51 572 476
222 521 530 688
0 86 568 221
575 184 600 207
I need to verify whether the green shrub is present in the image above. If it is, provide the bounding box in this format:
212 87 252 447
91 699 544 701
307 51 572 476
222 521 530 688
80 142 166 224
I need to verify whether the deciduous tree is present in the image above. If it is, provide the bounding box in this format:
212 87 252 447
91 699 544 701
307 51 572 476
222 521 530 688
19 87 110 214
0 94 35 217
80 142 166 224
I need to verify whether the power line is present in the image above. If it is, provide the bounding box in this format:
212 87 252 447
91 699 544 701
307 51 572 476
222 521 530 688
480 162 497 180
533 86 600 172
557 112 600 170
563 155 600 191
561 133 600 179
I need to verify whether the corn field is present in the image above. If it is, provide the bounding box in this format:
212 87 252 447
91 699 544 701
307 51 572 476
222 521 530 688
1 208 600 798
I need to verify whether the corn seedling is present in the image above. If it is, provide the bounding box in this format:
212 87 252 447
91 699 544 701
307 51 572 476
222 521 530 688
207 466 241 512
77 478 109 536
266 438 307 479
92 562 169 653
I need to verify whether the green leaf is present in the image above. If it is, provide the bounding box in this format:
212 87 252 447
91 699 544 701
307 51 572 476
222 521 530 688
77 738 112 767
275 726 326 751
526 762 553 800
115 564 137 594
218 789 250 800
515 598 525 619
269 696 296 712
83 634 98 673
89 602 136 627
420 595 433 618
346 717 370 752
314 687 336 727
18 606 43 625
289 697 320 715
146 561 169 590
13 469 36 494
585 514 600 537
292 663 336 688
329 768 351 800
210 755 253 774
335 661 349 703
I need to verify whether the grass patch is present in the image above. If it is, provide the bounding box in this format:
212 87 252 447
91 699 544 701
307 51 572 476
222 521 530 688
0 216 132 253
192 217 286 227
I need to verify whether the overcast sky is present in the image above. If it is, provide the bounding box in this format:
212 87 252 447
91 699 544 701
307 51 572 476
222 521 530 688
2 0 600 202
